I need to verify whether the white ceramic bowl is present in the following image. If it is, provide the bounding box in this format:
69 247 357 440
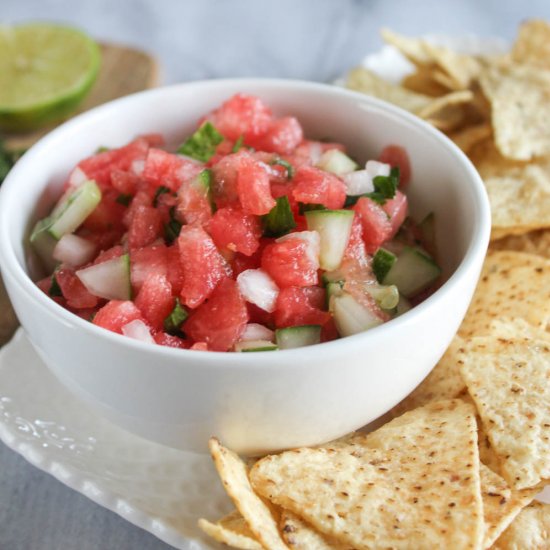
0 79 490 455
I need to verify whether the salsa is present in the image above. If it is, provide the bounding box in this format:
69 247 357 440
31 94 441 352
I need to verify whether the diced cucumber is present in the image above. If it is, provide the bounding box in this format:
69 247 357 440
365 284 400 310
305 209 354 271
235 340 278 352
316 149 358 176
76 253 131 300
30 217 58 272
48 180 101 239
372 248 397 283
326 281 344 309
382 246 441 298
275 325 321 350
329 292 383 337
240 323 275 342
322 269 345 285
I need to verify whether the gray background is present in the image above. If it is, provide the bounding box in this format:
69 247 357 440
1 1 549 548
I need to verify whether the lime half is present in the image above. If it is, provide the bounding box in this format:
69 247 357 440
0 23 100 132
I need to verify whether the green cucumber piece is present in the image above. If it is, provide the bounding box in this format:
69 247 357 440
322 269 345 285
235 340 278 352
372 248 397 283
316 149 358 176
275 325 321 350
365 284 399 310
305 209 354 271
48 180 101 239
30 216 58 272
382 246 441 298
329 292 383 337
76 253 131 300
326 281 344 309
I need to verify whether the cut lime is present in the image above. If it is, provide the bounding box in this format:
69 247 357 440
0 23 100 132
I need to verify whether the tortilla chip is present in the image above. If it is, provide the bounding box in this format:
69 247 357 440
492 501 550 549
346 67 473 120
198 510 262 550
380 28 434 66
490 229 550 259
280 510 349 549
479 63 550 160
511 19 550 69
449 122 492 153
458 250 550 338
390 335 466 416
401 67 450 96
250 400 484 549
207 438 288 550
480 464 539 548
458 332 550 489
478 420 503 474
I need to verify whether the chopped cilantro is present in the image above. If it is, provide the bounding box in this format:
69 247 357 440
262 196 296 237
153 185 171 207
372 248 397 283
116 193 133 206
164 298 189 335
298 202 327 215
96 146 110 153
177 122 224 162
232 135 244 153
49 273 63 297
270 158 295 180
344 166 400 207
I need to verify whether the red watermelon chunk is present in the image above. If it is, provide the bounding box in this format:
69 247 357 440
111 169 139 195
342 214 368 267
127 205 163 249
135 272 174 330
382 190 408 239
143 148 203 192
379 145 411 187
274 286 330 328
261 234 319 288
130 244 168 293
206 93 273 142
210 152 243 208
154 332 189 349
353 197 393 254
94 245 124 264
292 166 346 209
93 300 145 334
209 206 262 256
81 189 126 234
55 268 99 309
237 155 275 215
176 172 213 225
178 224 231 308
252 117 303 155
183 278 248 351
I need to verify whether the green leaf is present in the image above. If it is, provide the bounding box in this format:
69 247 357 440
270 158 295 180
232 135 244 153
49 273 63 297
372 247 397 283
262 196 296 237
164 298 189 335
177 121 224 162
96 146 110 153
164 206 182 244
344 166 400 207
153 185 171 207
115 193 133 206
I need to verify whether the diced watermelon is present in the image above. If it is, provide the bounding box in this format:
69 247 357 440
246 302 273 327
353 197 393 254
130 244 168 293
209 206 262 256
379 145 411 187
165 244 185 294
142 148 203 192
177 224 231 308
206 93 273 142
111 169 139 195
94 245 124 264
81 190 126 234
190 342 209 351
123 189 152 227
292 166 346 209
176 172 213 225
321 318 339 343
261 236 319 288
382 190 408 239
237 155 276 215
274 286 330 328
93 300 145 334
78 138 150 189
342 214 369 267
127 205 163 249
154 332 189 349
210 152 245 208
184 278 248 351
55 268 99 309
252 117 303 155
139 133 165 147
135 272 175 330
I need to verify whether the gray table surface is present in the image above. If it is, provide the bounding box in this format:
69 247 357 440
2 1 549 548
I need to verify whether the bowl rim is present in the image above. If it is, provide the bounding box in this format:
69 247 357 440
0 77 490 366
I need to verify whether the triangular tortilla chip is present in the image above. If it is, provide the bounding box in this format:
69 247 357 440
511 19 550 69
458 250 550 338
207 438 288 550
198 510 262 550
280 510 348 549
250 400 483 549
490 228 550 259
492 501 550 549
458 332 550 489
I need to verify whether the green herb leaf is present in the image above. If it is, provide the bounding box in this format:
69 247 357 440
153 185 171 207
164 206 183 244
270 158 295 180
49 273 63 297
116 193 133 206
344 166 400 207
96 146 110 153
372 247 397 283
164 298 189 335
177 122 224 162
298 202 327 215
262 196 296 237
232 135 244 153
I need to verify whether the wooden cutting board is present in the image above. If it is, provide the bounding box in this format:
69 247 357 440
0 43 159 346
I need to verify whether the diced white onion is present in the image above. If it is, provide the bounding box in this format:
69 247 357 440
343 170 375 195
68 166 88 188
236 269 279 312
277 230 320 266
53 234 97 267
240 323 275 342
130 159 145 176
308 142 324 164
122 319 155 343
76 255 130 300
365 160 391 178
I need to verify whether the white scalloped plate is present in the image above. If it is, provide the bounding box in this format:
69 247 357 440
2 36 548 550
